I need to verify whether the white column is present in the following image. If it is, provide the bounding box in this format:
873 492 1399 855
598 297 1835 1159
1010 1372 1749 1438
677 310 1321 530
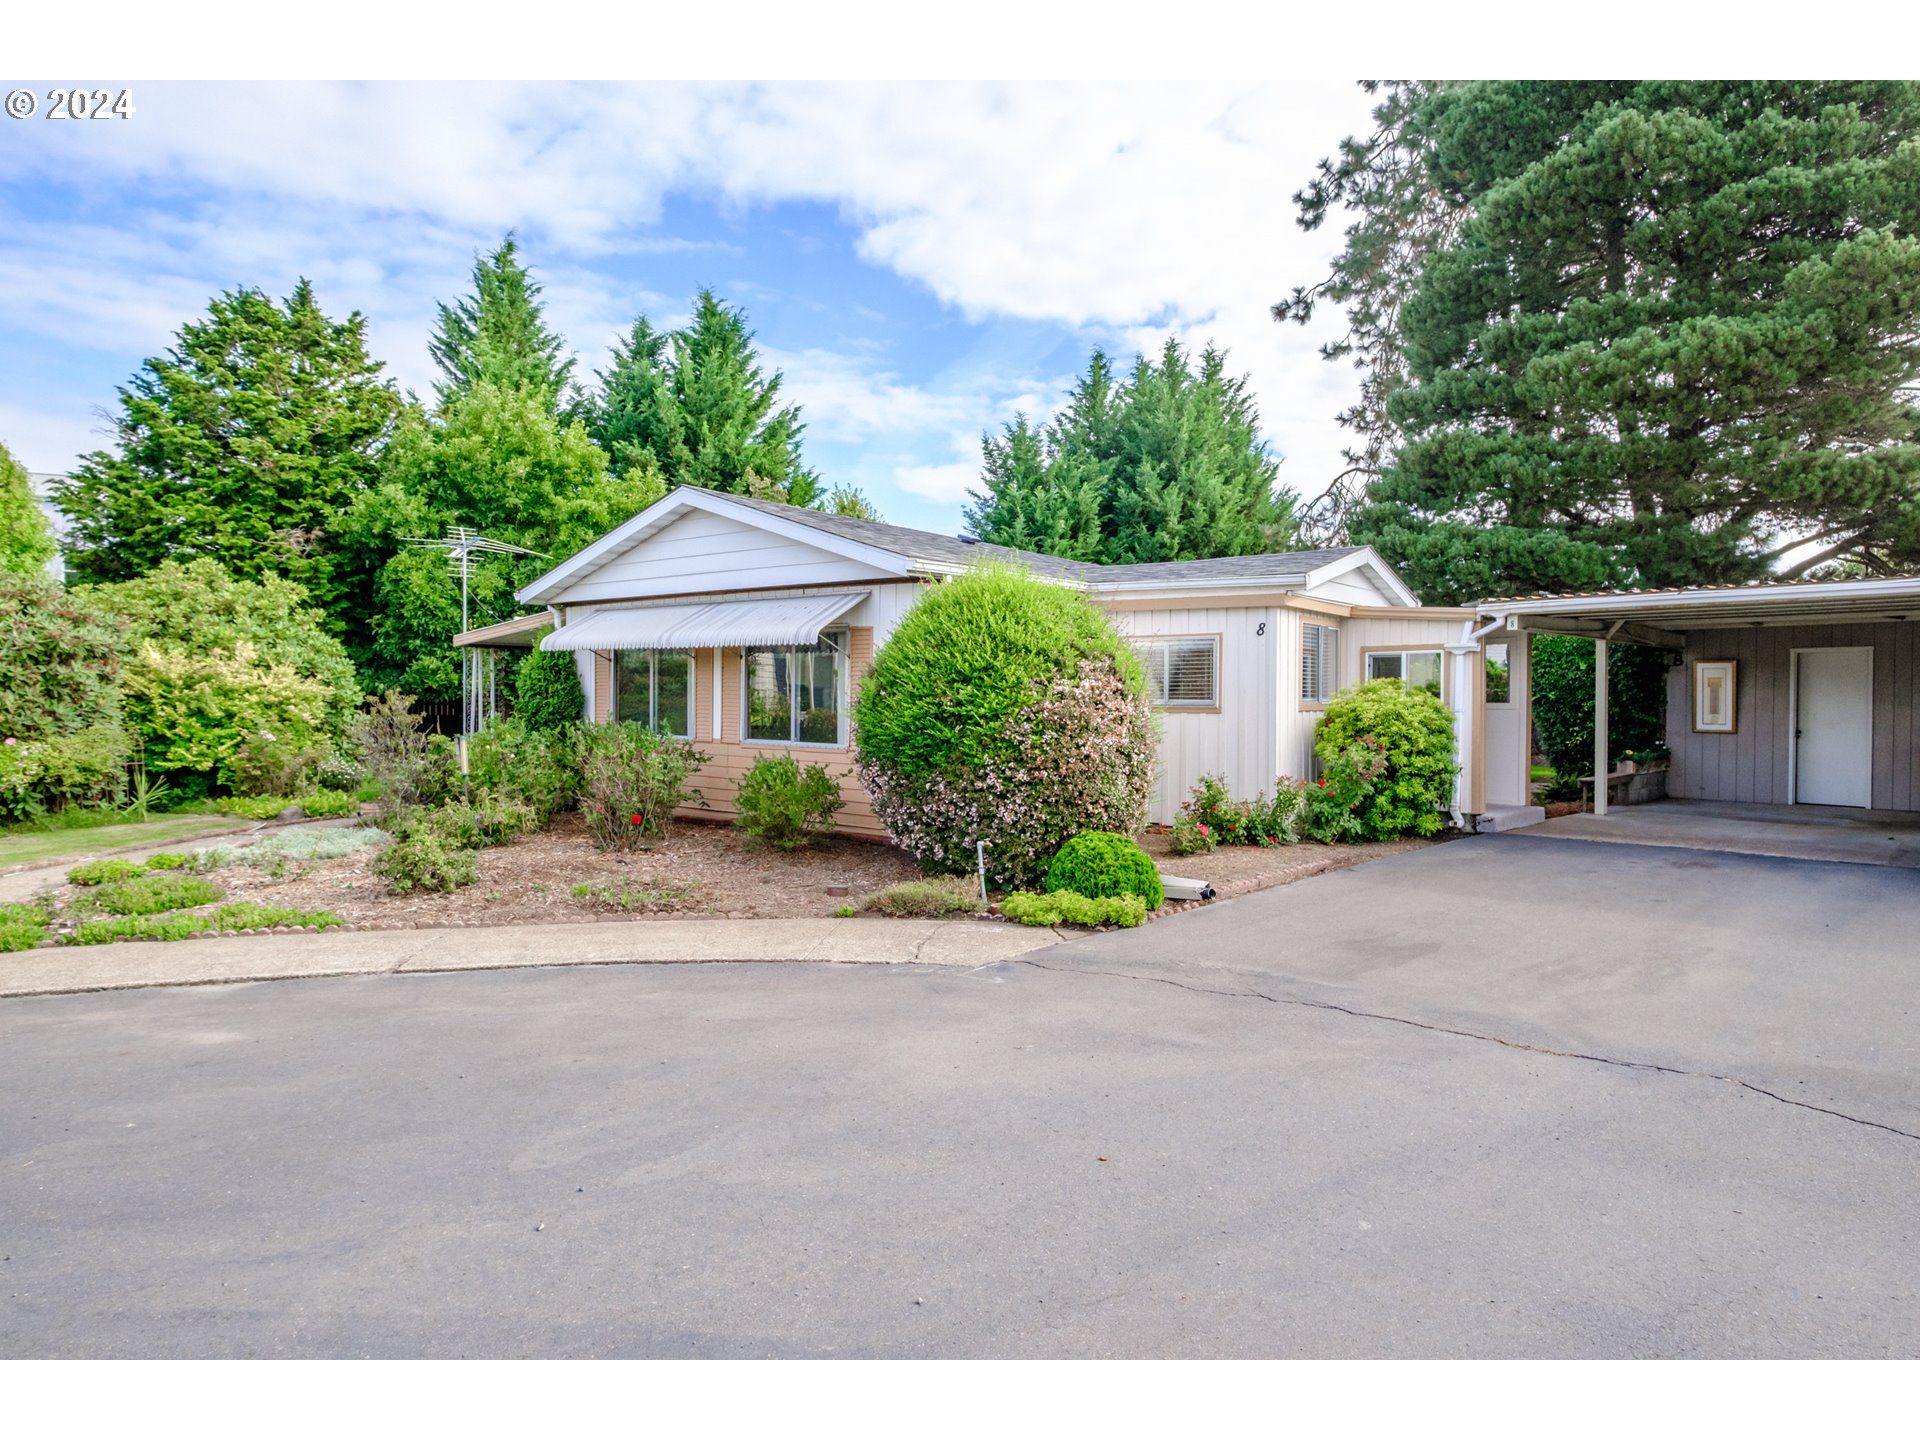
1593 637 1609 817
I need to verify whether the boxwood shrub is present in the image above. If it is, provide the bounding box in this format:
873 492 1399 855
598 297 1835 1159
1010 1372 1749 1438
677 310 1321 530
1044 830 1163 908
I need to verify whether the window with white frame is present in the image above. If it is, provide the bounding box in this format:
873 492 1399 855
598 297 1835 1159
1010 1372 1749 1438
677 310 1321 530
1484 642 1512 704
614 650 694 736
743 634 845 745
1301 622 1338 704
1365 648 1443 697
1137 636 1219 709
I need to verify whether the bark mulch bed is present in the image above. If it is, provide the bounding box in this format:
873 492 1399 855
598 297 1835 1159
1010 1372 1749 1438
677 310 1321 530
197 812 930 928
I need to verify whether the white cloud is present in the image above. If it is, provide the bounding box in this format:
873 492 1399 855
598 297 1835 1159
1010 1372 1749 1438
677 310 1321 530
895 458 984 505
0 80 1380 507
0 401 108 475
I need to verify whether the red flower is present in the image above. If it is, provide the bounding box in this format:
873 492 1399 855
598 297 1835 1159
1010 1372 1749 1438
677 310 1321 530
629 813 644 826
1197 823 1209 836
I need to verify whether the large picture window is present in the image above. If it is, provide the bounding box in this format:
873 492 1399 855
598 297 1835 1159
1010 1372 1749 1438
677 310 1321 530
744 635 845 746
614 650 694 737
1301 622 1338 704
1137 636 1219 709
1365 648 1443 697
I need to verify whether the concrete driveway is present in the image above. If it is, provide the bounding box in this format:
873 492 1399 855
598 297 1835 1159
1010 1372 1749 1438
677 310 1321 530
2 835 1916 1358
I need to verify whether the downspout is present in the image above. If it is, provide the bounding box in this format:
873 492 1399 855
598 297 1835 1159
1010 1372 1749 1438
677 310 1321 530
1446 616 1508 829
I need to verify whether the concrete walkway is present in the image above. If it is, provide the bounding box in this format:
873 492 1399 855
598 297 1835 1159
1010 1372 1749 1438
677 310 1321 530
0 917 1062 999
1525 797 1920 868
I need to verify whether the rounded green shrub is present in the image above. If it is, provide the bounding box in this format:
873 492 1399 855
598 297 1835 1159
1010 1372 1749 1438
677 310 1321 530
854 565 1157 886
1044 830 1163 908
734 754 844 850
372 831 478 893
514 639 586 734
1314 679 1456 839
0 579 130 819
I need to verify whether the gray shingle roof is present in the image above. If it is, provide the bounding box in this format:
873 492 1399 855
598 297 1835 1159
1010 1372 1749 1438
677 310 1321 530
690 487 1359 589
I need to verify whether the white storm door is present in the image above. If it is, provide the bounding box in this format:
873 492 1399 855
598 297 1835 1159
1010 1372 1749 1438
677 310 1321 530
1794 647 1873 808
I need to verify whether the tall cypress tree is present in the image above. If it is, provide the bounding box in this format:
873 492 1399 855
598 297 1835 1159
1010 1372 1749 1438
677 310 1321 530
53 281 401 620
429 234 575 410
1331 81 1920 602
966 342 1295 563
581 290 819 506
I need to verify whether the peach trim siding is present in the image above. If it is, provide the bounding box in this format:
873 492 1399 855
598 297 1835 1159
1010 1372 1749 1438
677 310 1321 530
669 627 889 839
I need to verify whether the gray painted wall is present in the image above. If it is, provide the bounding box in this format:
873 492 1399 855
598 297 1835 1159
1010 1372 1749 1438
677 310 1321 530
1666 620 1920 811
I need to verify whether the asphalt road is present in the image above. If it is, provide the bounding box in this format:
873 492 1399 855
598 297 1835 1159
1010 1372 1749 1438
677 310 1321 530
3 834 1916 1358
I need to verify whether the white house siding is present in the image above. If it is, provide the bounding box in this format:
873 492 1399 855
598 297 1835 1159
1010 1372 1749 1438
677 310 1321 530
1341 614 1467 699
1483 632 1532 808
554 508 901 604
1306 570 1398 606
1105 604 1280 823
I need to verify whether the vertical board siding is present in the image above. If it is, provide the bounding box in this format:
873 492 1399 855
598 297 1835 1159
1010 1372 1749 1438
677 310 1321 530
1666 620 1919 810
1105 604 1279 823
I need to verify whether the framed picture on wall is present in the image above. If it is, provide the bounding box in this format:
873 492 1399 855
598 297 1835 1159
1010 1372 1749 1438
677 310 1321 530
1692 659 1738 733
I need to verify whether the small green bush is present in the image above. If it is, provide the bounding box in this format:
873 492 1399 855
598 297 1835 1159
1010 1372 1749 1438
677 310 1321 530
577 722 710 851
67 857 145 886
1167 813 1214 856
372 831 477 893
0 900 49 952
143 851 191 870
406 794 536 850
514 641 586 734
212 789 359 820
1044 831 1163 908
94 873 223 916
733 755 844 850
1001 889 1146 929
858 876 984 917
1315 680 1455 839
1297 740 1390 844
465 715 580 826
571 880 698 912
833 904 856 918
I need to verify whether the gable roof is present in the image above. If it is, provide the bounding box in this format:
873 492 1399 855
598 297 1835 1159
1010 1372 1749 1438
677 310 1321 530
517 483 1412 606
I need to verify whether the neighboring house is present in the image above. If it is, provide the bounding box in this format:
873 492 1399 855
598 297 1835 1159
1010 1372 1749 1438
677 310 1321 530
1471 577 1920 824
464 485 1471 834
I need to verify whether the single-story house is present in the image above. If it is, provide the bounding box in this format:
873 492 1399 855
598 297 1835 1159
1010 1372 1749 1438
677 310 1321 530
459 485 1471 834
1470 575 1920 826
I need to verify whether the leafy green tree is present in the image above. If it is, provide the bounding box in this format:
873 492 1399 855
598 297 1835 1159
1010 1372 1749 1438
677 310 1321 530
429 235 576 410
52 282 401 619
582 290 819 506
0 441 57 576
965 342 1296 563
1319 81 1920 602
342 382 662 698
824 485 883 522
1531 636 1669 778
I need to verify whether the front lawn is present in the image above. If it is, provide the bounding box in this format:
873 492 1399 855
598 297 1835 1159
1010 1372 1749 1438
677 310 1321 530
0 813 255 871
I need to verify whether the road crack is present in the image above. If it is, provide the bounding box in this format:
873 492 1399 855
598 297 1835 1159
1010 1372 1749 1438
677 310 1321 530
1016 958 1920 1145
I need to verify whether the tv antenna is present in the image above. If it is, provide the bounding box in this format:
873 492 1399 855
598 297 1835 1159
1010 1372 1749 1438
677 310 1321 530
402 525 549 632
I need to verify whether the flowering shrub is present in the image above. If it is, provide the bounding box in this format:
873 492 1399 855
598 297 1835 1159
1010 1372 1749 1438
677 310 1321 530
1168 813 1214 856
0 722 131 821
854 566 1155 888
1314 679 1455 839
858 656 1156 887
1297 739 1390 844
465 715 580 826
1172 773 1303 851
577 721 710 851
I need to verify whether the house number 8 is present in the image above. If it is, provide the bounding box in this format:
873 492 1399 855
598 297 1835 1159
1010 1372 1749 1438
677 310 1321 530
1256 622 1267 636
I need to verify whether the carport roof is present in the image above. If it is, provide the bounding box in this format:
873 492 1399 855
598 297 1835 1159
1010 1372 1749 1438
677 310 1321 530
1477 574 1920 633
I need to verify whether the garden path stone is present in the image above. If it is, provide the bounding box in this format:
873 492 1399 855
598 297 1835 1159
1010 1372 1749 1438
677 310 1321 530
0 917 1060 998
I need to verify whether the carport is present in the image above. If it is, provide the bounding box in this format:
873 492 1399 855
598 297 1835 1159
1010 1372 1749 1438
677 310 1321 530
1467 576 1920 847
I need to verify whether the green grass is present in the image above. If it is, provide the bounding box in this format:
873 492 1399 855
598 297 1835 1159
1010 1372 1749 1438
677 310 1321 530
66 901 343 946
94 873 224 916
571 879 699 911
0 813 251 870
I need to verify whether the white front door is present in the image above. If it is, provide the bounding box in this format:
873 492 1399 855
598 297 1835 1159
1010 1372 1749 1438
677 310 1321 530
1794 647 1873 807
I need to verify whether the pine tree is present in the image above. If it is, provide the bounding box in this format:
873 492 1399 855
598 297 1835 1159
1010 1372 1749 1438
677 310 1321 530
1328 81 1920 602
53 282 401 619
429 234 575 410
0 440 57 576
586 316 680 478
966 343 1295 563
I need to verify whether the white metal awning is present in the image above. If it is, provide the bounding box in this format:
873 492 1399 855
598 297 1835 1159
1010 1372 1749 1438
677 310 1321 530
539 591 867 652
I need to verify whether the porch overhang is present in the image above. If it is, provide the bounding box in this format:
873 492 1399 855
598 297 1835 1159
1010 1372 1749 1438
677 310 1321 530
539 591 867 653
1478 575 1920 640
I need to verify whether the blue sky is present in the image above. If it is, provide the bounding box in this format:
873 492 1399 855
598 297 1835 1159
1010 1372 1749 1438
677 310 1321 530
0 81 1377 535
